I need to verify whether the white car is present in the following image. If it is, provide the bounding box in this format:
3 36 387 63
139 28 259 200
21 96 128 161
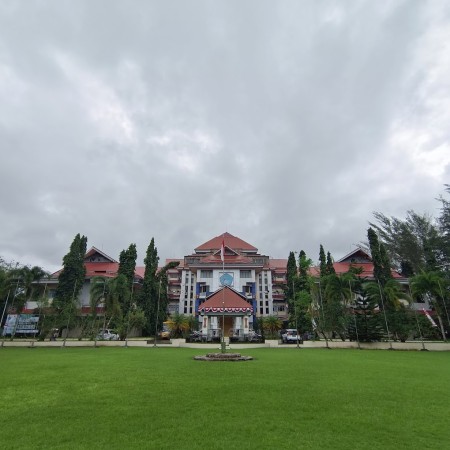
281 329 302 344
97 329 120 341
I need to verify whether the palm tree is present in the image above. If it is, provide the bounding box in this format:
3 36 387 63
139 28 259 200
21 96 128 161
167 312 189 338
90 276 123 331
364 279 409 311
323 273 355 340
261 315 282 338
411 271 449 340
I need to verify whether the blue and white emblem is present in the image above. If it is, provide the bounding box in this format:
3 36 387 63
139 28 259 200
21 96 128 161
220 272 234 286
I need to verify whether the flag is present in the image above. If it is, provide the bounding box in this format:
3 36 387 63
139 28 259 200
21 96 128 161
220 238 225 262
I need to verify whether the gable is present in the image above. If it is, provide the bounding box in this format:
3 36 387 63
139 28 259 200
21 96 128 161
84 247 117 263
198 286 254 312
338 248 372 264
195 232 257 253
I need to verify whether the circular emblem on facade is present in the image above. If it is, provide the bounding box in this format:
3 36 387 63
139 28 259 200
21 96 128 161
220 273 234 286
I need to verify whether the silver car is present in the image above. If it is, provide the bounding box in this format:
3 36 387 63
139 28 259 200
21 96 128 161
97 329 120 340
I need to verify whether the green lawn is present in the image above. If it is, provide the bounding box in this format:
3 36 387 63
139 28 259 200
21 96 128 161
1 348 449 449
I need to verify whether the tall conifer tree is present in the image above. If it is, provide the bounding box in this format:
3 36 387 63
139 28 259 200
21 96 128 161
368 227 392 287
54 234 87 310
118 244 137 291
319 245 327 277
137 238 160 335
326 251 336 275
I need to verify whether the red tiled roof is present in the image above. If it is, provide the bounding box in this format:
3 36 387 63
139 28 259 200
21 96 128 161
52 262 145 280
310 262 404 280
269 259 288 270
200 254 255 264
195 232 257 252
198 287 254 313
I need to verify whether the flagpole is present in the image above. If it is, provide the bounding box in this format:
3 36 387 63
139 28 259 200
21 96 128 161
221 235 226 353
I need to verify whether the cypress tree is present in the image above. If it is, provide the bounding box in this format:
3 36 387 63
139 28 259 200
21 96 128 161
326 251 336 275
298 250 312 291
319 245 327 277
137 238 160 335
54 233 87 311
118 244 137 291
368 227 392 287
286 252 297 295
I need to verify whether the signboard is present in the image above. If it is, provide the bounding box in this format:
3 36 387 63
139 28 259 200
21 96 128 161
2 314 39 336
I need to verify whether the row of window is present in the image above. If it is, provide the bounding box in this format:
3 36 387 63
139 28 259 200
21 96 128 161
199 270 252 278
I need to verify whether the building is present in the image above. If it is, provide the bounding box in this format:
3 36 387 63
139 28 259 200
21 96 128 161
165 232 289 338
22 234 430 336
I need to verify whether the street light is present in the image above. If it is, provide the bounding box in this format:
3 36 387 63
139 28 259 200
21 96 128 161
292 279 299 349
154 279 162 348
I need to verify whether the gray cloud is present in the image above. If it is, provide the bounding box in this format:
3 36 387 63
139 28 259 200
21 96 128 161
1 0 449 271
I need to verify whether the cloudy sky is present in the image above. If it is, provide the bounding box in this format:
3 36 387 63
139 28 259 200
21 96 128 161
1 0 449 272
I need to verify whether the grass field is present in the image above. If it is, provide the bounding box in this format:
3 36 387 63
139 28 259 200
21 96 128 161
1 347 449 450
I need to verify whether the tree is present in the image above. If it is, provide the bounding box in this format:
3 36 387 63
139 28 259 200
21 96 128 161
437 185 450 270
115 244 138 316
292 290 314 335
319 245 327 277
286 251 298 308
298 250 313 291
90 276 123 329
154 260 179 334
323 272 354 340
261 315 282 338
411 271 449 340
137 238 160 335
364 279 409 312
370 211 442 275
167 312 189 338
348 290 384 342
367 227 392 288
386 308 415 342
326 252 336 275
117 244 137 292
54 234 87 312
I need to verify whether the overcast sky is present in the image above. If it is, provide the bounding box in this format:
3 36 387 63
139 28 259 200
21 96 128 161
1 0 449 272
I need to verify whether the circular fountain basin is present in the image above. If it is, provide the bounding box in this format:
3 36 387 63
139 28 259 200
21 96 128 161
194 352 253 361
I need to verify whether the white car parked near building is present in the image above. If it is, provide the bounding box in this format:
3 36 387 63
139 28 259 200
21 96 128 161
96 329 120 340
281 329 302 344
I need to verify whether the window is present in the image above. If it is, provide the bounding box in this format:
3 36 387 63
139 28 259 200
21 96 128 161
240 270 251 278
200 270 213 278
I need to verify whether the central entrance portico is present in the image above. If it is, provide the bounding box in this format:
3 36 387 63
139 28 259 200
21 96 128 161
198 286 254 341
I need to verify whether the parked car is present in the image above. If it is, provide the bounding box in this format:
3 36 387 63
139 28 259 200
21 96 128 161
188 330 204 342
281 329 303 344
157 321 171 340
247 330 263 342
97 329 120 341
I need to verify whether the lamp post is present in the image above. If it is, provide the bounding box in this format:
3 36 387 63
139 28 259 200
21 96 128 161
154 279 162 348
292 280 299 349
